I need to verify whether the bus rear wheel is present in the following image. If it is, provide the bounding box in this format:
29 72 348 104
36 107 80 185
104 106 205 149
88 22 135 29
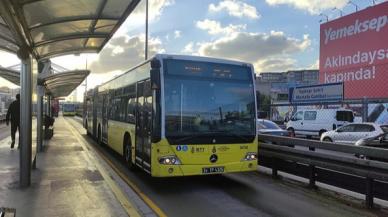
97 125 103 146
124 136 135 170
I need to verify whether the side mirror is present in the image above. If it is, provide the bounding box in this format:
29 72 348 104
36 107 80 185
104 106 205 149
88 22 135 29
284 117 289 123
150 68 160 90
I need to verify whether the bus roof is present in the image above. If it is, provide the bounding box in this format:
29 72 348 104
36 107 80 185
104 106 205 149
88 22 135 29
153 54 253 67
95 54 254 92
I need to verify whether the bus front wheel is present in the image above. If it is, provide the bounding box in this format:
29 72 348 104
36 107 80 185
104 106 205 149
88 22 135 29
124 134 135 170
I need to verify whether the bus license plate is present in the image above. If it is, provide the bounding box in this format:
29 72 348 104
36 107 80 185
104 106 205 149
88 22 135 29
202 166 224 174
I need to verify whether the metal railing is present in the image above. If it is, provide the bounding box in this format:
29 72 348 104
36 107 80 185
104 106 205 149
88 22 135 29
0 114 6 124
258 134 388 208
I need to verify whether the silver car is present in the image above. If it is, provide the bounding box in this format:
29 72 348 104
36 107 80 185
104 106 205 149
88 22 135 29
257 119 288 136
320 123 388 144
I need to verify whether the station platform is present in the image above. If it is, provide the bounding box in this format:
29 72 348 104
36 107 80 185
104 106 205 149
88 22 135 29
0 116 155 217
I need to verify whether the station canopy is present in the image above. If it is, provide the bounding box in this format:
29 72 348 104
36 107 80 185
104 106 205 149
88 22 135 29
41 69 90 98
0 0 140 59
0 66 20 85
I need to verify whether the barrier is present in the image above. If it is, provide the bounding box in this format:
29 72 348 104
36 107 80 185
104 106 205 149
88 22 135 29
258 134 388 208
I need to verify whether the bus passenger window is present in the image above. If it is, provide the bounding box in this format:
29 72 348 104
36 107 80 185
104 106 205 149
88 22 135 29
127 98 136 123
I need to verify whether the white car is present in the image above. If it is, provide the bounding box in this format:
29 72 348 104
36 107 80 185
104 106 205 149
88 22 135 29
320 123 388 144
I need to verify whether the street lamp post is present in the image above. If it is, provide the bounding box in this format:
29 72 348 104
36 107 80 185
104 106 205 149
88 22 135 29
145 0 148 60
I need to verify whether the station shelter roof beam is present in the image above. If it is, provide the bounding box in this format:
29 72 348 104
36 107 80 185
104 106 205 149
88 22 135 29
0 66 20 85
41 69 90 98
0 0 140 60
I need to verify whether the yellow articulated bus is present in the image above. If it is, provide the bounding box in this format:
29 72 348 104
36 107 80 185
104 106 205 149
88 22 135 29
62 103 76 116
84 54 258 177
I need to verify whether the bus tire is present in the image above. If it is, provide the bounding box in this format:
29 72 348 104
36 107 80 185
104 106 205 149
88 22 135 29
86 120 91 136
123 133 135 170
97 124 102 146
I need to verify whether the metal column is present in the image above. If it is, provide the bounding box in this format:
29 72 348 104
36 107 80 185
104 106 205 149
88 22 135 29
19 54 32 188
37 86 44 152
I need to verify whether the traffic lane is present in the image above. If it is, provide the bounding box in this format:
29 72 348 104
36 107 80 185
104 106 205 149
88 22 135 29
70 118 374 217
83 137 374 217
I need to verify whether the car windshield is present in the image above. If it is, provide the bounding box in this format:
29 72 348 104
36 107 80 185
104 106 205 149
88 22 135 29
164 59 256 144
257 120 281 129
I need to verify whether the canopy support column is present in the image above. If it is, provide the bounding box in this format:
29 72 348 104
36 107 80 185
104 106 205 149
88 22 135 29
19 48 32 188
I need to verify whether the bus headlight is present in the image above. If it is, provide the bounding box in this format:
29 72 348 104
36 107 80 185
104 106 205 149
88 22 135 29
159 156 181 165
243 152 257 161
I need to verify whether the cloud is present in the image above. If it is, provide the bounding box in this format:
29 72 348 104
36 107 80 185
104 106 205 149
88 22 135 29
174 30 181 38
182 42 195 53
209 0 260 19
309 59 319 69
265 0 348 14
196 19 246 35
197 31 311 72
0 51 19 68
255 58 296 72
89 34 165 74
116 0 175 35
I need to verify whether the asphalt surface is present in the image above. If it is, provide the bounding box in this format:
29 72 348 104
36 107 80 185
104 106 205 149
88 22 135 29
67 117 383 217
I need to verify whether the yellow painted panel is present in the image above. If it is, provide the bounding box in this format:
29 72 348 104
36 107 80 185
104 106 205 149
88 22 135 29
107 120 135 156
151 138 258 177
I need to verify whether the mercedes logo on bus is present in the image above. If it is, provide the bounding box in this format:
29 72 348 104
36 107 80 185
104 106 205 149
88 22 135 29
209 154 218 163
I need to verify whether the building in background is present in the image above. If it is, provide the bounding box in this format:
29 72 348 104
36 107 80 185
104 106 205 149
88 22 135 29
256 69 319 103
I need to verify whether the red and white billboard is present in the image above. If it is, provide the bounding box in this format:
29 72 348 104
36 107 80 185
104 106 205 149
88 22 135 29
320 2 388 99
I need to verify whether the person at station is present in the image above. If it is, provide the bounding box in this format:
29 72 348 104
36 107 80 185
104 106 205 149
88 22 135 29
6 93 20 149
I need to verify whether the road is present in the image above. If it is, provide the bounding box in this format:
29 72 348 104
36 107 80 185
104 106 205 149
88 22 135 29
66 117 381 217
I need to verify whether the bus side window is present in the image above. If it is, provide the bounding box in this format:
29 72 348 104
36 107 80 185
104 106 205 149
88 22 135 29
127 97 136 124
120 97 127 122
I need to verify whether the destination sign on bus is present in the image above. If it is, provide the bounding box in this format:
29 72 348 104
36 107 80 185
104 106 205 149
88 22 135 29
164 59 251 80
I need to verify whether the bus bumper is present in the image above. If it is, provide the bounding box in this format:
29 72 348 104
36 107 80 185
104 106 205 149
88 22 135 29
151 161 257 177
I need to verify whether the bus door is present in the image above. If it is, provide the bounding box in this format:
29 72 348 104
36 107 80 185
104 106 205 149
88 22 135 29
135 79 152 171
102 94 108 143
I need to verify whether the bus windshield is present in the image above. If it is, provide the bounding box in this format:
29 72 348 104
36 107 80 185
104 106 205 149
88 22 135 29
164 59 256 144
63 104 75 112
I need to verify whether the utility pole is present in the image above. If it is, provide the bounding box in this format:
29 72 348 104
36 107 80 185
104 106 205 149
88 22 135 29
145 0 149 60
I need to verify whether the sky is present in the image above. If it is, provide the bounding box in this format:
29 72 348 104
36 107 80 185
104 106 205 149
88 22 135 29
0 0 386 100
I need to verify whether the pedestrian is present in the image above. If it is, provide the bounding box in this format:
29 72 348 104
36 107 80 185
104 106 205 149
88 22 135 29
6 93 20 149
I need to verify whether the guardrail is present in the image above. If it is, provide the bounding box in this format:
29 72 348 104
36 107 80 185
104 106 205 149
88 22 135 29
0 114 6 124
258 134 388 209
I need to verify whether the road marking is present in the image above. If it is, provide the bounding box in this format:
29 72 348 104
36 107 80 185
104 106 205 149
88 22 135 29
66 118 168 217
64 118 141 217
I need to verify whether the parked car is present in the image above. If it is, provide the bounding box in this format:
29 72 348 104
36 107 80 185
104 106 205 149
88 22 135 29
320 123 388 144
257 119 288 136
286 109 354 138
355 132 388 162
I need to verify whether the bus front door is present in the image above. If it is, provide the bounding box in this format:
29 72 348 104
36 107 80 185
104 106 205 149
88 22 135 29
102 94 108 143
135 79 152 172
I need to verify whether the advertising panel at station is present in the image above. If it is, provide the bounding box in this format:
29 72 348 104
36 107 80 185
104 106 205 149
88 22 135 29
320 2 388 99
289 82 343 103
